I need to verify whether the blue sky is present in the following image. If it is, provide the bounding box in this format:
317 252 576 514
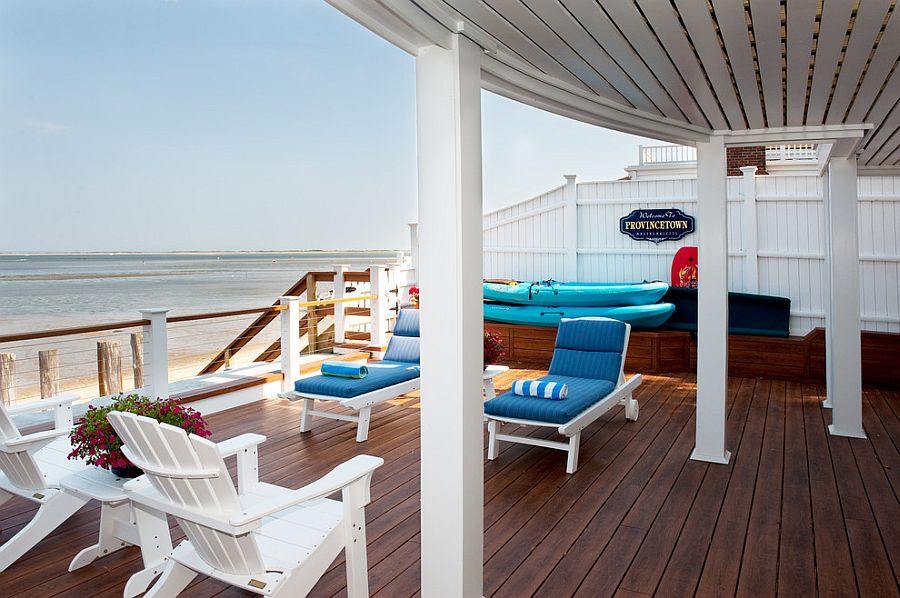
0 0 658 252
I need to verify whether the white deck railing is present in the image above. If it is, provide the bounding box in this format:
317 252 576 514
637 143 818 166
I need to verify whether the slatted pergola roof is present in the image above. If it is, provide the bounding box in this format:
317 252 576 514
335 0 900 169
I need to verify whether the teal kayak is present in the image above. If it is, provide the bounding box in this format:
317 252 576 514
483 280 669 307
484 302 675 329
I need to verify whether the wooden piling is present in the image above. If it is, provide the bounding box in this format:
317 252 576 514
0 353 15 405
130 332 144 388
38 349 59 399
306 274 319 354
97 340 123 396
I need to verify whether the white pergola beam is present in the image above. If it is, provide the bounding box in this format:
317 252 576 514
326 0 452 54
823 157 866 439
691 135 731 465
416 35 485 597
720 124 870 146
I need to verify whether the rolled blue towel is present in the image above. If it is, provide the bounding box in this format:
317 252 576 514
321 362 368 379
512 380 568 400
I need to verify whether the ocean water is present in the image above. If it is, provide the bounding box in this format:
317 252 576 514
0 251 403 402
0 251 403 335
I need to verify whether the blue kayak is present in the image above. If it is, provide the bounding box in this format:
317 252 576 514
484 302 675 329
483 280 669 307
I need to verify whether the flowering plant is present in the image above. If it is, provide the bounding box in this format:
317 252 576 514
484 332 506 366
68 394 211 471
408 286 420 306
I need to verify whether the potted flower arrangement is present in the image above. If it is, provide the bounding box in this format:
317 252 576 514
408 286 420 307
68 394 212 478
484 331 505 369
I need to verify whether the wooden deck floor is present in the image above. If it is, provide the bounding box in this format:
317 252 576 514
1 371 899 597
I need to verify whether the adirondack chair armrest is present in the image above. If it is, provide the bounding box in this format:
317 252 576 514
217 433 266 494
1 427 70 453
217 433 267 458
6 392 79 429
228 454 384 527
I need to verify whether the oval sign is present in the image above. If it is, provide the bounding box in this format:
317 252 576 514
619 208 695 244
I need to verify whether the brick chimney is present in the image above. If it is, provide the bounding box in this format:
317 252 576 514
726 146 767 176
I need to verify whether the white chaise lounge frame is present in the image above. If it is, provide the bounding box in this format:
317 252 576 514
280 376 420 442
484 323 641 474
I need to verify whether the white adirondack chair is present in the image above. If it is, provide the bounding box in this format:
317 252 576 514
0 393 89 572
107 411 384 597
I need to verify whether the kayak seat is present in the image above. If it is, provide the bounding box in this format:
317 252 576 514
483 317 643 473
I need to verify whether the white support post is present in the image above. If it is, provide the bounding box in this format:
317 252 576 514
563 174 579 281
416 35 484 598
140 309 169 401
333 266 349 345
739 166 759 294
279 296 300 392
408 222 419 282
692 136 731 465
369 265 388 349
824 157 865 438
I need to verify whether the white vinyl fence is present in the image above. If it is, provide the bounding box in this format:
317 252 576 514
482 173 900 336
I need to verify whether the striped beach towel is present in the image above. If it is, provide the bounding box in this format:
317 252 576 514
512 380 568 400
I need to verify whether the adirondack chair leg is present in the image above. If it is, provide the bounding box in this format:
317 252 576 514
143 559 196 598
69 499 132 571
0 491 87 572
565 433 581 474
122 504 173 598
299 399 313 432
0 489 11 508
355 407 372 443
343 499 370 597
487 420 500 461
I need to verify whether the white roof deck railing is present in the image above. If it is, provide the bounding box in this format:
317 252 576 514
638 143 818 166
638 144 697 165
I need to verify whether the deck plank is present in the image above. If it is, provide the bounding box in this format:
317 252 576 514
1 373 898 597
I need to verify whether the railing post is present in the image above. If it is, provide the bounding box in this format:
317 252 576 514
740 166 759 293
334 265 349 345
370 265 388 348
563 174 579 281
140 309 169 400
279 296 300 392
638 144 645 165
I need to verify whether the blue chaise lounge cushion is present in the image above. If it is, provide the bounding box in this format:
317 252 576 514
484 318 627 424
548 318 626 383
294 308 421 399
484 375 615 424
295 360 420 399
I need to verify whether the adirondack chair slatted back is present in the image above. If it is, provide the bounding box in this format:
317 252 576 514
0 403 47 492
107 412 266 575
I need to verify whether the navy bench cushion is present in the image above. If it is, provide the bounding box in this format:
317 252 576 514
295 360 420 399
484 375 616 425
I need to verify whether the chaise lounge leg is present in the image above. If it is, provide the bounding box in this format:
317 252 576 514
299 399 313 433
144 559 197 598
487 420 500 461
355 407 372 443
625 396 639 421
565 433 581 474
0 491 87 573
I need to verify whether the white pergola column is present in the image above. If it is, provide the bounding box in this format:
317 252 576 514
823 156 865 438
416 35 484 597
691 136 731 465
